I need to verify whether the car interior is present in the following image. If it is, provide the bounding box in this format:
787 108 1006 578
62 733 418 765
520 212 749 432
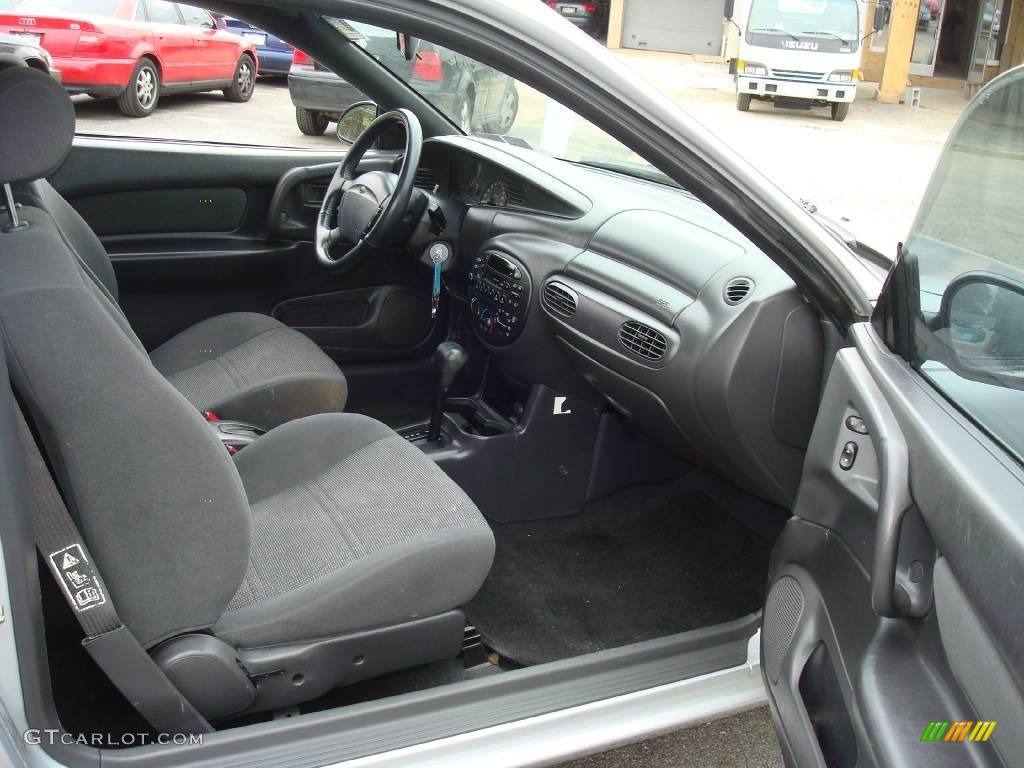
0 2 902 760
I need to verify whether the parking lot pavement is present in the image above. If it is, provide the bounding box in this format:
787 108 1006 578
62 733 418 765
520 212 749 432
561 707 784 768
73 52 963 255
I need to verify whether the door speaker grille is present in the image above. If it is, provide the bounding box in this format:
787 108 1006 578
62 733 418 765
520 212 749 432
542 282 578 318
618 321 667 361
764 576 805 684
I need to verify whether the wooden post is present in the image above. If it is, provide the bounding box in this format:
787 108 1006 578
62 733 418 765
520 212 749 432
607 0 625 49
877 0 920 103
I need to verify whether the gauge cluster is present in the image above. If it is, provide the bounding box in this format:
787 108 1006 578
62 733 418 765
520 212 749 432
457 160 521 208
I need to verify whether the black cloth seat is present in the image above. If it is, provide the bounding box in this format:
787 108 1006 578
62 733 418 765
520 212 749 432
214 413 494 648
19 172 347 430
0 67 494 716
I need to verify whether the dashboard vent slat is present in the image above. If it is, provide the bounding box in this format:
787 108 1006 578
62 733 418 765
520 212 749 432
505 178 527 206
724 277 755 306
414 168 438 190
542 281 578 318
619 321 667 362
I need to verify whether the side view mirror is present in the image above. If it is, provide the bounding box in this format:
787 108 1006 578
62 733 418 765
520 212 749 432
336 101 378 144
936 271 1024 389
723 0 735 19
873 3 888 32
396 32 420 62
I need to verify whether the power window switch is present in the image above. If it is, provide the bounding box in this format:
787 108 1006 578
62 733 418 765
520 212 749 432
839 441 858 471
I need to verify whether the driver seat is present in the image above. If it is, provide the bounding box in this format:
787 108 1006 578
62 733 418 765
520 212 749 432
15 140 346 432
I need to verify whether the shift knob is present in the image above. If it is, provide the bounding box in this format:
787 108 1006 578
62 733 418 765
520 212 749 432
427 341 467 442
433 341 468 391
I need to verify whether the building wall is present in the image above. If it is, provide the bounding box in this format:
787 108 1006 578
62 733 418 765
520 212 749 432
863 0 1024 85
1002 0 1024 72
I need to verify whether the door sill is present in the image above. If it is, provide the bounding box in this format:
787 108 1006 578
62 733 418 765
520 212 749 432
27 615 762 768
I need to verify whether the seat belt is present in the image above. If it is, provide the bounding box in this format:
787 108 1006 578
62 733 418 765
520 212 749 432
13 406 213 737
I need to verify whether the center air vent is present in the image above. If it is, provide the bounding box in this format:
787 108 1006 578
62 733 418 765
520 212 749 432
619 321 667 361
543 281 578 318
724 277 755 305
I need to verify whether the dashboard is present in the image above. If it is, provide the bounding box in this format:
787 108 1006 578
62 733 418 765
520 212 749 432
410 136 825 509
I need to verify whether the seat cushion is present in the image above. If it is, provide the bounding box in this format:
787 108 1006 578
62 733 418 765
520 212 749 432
150 312 347 430
213 413 495 648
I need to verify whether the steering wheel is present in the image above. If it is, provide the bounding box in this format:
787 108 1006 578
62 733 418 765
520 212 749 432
316 108 423 270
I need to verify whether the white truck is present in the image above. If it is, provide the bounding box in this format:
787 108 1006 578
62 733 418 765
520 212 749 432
725 0 883 121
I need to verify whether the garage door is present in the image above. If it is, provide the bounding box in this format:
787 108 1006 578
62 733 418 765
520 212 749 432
621 0 724 55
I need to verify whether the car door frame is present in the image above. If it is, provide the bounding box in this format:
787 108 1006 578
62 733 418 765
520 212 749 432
762 267 1023 768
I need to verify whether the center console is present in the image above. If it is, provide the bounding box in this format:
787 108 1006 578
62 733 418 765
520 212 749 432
467 251 531 345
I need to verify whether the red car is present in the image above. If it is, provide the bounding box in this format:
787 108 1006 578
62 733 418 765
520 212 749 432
0 0 258 116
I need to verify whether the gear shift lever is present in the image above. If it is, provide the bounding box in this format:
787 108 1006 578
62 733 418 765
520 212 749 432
427 341 467 442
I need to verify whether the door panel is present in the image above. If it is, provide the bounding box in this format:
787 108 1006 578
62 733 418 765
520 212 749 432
49 139 441 364
764 326 1020 767
179 4 235 79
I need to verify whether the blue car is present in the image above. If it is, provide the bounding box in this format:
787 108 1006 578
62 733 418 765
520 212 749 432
220 16 294 76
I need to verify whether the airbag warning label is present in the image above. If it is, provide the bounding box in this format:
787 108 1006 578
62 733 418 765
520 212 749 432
49 544 107 612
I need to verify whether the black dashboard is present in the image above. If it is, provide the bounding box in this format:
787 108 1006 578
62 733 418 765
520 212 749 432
414 136 824 509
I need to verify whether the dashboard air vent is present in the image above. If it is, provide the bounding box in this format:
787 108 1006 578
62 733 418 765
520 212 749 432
724 277 754 305
505 178 527 206
619 321 667 361
542 281 578 318
414 167 439 190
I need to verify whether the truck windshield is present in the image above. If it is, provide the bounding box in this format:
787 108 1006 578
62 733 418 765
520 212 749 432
747 0 859 44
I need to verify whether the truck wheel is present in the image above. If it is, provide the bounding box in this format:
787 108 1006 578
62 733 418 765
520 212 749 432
117 58 160 117
831 102 850 122
224 55 256 102
296 107 329 136
736 93 752 112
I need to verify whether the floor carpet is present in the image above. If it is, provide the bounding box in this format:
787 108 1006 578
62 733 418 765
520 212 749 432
465 479 774 666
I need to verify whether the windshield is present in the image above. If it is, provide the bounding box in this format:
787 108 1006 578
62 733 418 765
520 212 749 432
747 0 859 41
331 19 671 186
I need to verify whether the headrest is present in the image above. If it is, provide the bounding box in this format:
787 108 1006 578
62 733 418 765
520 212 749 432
0 67 75 185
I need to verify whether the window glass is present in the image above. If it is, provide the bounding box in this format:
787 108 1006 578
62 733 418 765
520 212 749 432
905 66 1024 462
144 0 181 24
179 3 214 28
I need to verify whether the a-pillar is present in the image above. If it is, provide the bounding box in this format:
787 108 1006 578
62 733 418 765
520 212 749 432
876 0 920 103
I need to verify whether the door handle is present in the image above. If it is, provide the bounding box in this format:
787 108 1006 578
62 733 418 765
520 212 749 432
847 341 915 618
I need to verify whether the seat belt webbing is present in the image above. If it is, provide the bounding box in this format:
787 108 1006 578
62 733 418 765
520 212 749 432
13 406 213 736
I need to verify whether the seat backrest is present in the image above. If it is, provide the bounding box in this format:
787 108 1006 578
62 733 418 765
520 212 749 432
0 67 251 649
18 179 121 303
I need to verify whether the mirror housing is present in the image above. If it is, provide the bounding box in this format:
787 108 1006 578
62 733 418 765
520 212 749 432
723 0 735 19
873 3 887 32
396 32 420 61
336 101 379 144
936 271 1024 388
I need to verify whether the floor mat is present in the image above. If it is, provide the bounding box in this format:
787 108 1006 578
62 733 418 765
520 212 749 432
465 479 774 666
